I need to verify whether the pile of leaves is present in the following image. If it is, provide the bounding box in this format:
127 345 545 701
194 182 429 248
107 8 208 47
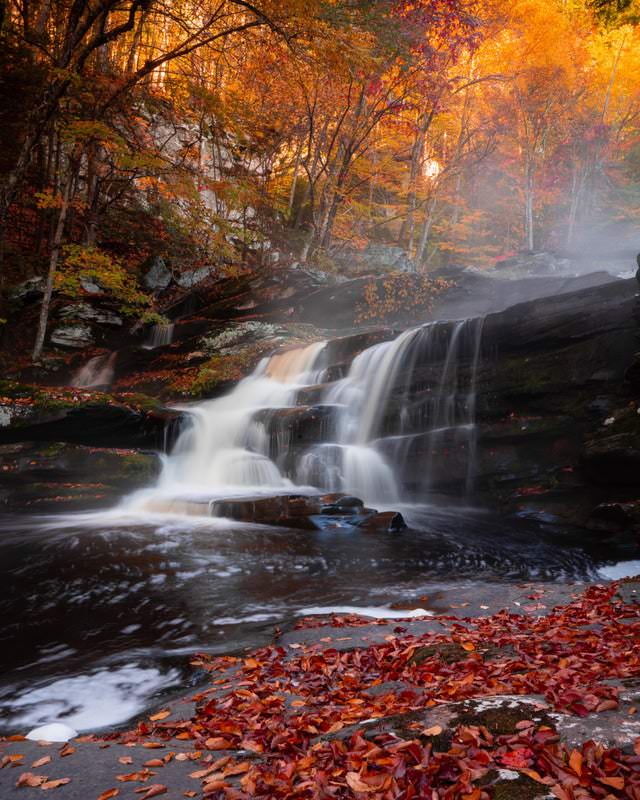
96 582 640 799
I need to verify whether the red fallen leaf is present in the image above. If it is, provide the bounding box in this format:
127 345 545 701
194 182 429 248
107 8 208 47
551 784 573 800
634 739 640 756
500 748 534 769
97 790 119 800
41 777 71 790
16 772 47 787
135 785 167 798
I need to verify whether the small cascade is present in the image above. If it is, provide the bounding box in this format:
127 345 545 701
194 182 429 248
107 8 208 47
71 352 117 389
148 341 327 499
143 323 175 349
129 318 484 514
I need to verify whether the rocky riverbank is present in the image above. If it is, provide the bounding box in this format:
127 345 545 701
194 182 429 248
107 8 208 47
1 578 639 799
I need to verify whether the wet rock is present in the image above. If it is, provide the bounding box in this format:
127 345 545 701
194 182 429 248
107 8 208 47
587 501 640 534
357 511 407 533
582 432 640 486
0 442 161 511
143 256 172 290
205 492 403 532
59 302 123 327
0 398 179 451
8 276 45 302
50 324 94 349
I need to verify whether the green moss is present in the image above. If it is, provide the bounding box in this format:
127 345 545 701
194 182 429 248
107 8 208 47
191 341 283 397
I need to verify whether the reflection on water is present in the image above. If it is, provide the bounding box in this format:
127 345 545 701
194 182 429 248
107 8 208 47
0 507 637 733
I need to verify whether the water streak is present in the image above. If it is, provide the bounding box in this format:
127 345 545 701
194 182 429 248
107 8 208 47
71 352 116 389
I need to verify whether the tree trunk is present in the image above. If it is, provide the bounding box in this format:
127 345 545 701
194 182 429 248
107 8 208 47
415 195 438 268
32 159 75 362
524 162 535 252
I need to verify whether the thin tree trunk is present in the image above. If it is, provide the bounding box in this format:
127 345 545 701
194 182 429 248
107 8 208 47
32 158 75 362
524 161 535 252
287 142 302 220
415 195 438 268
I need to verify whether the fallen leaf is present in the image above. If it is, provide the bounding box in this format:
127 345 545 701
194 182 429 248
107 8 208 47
569 749 582 776
599 777 624 790
16 772 47 788
421 725 443 736
41 777 71 790
149 711 171 722
97 790 119 800
135 785 167 798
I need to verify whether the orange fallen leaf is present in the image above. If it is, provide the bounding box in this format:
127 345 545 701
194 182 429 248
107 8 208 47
117 757 133 765
149 711 171 722
16 772 47 788
569 749 582 776
97 790 119 800
31 756 52 769
421 725 443 736
135 785 167 798
41 777 71 790
461 641 475 651
599 777 624 790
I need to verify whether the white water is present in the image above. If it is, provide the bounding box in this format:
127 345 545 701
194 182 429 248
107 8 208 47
129 320 485 513
144 322 175 349
71 351 116 388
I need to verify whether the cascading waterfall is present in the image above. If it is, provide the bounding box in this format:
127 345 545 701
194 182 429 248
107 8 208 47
130 318 484 514
297 318 484 502
71 352 117 388
143 323 175 349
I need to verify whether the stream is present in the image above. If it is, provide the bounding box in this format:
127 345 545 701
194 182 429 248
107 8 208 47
1 318 639 735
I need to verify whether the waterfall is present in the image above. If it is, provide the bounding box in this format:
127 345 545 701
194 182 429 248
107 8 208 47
71 352 116 389
130 319 484 514
143 323 174 349
298 318 484 502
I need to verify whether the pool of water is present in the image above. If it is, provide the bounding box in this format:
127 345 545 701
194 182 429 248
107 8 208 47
0 505 637 734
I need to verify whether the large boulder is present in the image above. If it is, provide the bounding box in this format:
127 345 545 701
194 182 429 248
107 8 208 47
50 324 94 349
59 302 123 326
143 256 172 291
